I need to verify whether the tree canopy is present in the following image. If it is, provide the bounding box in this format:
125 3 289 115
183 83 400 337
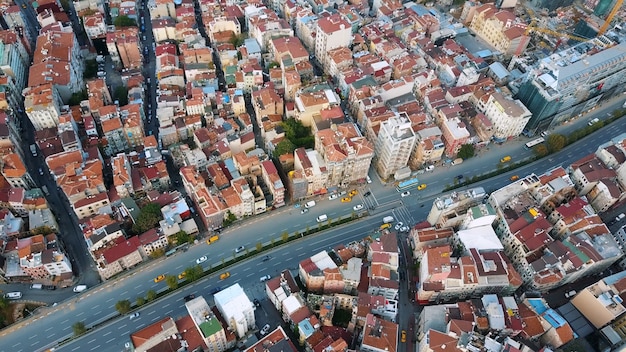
132 203 163 234
115 299 131 314
273 139 296 157
114 15 136 28
281 119 314 149
456 144 475 160
546 134 566 153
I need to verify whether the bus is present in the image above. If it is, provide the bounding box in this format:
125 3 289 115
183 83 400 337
525 137 545 149
396 177 420 192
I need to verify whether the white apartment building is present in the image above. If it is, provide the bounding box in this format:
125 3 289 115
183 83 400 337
214 284 255 338
186 296 230 352
294 148 329 196
315 14 352 72
482 92 531 140
23 83 63 130
374 115 417 180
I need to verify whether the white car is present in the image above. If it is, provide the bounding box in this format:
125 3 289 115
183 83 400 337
196 256 208 264
235 246 245 253
353 204 364 211
366 175 372 184
401 191 411 197
259 275 271 282
400 226 410 233
328 194 338 200
129 312 140 320
261 324 271 335
616 213 625 222
394 222 404 231
73 285 87 293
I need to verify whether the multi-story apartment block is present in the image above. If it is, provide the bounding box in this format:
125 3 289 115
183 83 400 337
482 92 531 141
261 160 285 208
1 153 32 189
426 187 487 228
207 17 241 45
23 83 63 130
111 153 133 198
186 296 231 352
294 87 339 127
569 154 621 212
248 8 293 51
571 273 626 329
214 284 256 338
374 115 416 180
82 13 107 42
468 4 529 56
148 0 176 19
409 126 445 169
293 147 328 197
515 38 626 132
315 14 352 72
440 117 470 158
0 30 29 113
102 117 129 156
31 30 84 102
315 123 374 188
106 27 142 70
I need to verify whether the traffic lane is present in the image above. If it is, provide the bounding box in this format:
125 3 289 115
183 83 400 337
56 217 389 352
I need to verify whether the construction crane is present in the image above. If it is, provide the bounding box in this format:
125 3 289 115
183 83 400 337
524 25 591 44
598 0 624 35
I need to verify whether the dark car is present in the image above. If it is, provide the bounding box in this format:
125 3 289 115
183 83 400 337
43 285 56 291
210 287 221 295
253 298 260 307
456 175 463 180
261 255 271 262
364 191 372 197
184 294 195 302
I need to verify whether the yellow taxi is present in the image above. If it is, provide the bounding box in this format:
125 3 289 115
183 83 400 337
341 197 352 203
178 272 186 280
348 190 358 197
510 175 519 181
219 272 230 280
153 274 166 283
401 330 407 343
417 184 427 190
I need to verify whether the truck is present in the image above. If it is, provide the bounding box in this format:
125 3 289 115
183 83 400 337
383 216 394 224
30 144 37 156
206 235 219 245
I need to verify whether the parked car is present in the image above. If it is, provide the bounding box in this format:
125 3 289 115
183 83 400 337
348 190 358 197
235 246 245 253
73 285 87 293
565 290 577 298
129 312 140 320
253 298 261 307
353 204 364 211
400 226 410 233
401 330 407 343
366 175 372 184
401 191 411 197
261 324 271 335
616 213 626 222
395 222 404 231
328 194 338 200
196 256 208 264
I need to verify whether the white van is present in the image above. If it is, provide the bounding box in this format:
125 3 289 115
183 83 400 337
30 283 43 290
73 285 88 293
5 292 22 300
316 214 328 222
305 200 316 208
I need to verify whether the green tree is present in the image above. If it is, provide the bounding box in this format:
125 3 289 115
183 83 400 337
114 15 137 28
533 144 549 157
31 226 54 236
149 248 165 259
281 231 289 242
184 265 203 281
456 144 475 159
136 297 146 306
256 242 262 251
229 33 244 47
268 61 280 69
174 231 191 245
132 203 163 234
114 86 129 106
546 134 566 153
146 290 157 302
72 321 87 336
68 90 88 106
115 299 132 314
273 139 296 157
166 275 179 290
84 59 98 79
222 211 237 227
